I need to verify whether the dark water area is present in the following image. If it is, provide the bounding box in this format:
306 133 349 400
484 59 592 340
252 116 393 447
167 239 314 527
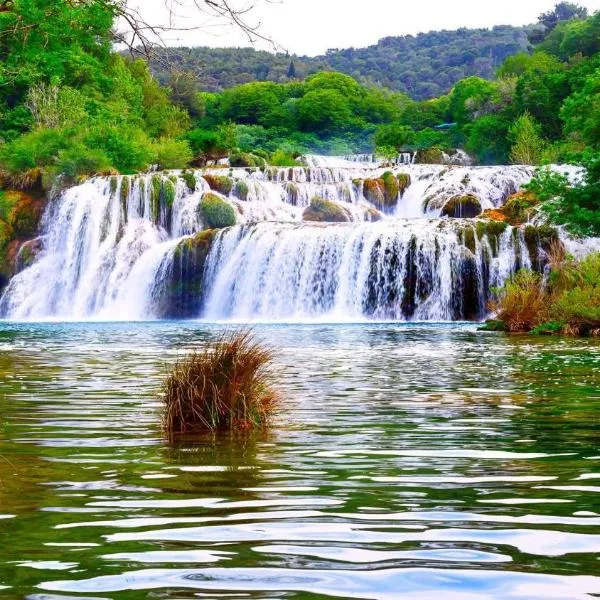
0 322 599 599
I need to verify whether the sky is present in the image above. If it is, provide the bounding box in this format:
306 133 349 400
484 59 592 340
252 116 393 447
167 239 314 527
132 0 600 56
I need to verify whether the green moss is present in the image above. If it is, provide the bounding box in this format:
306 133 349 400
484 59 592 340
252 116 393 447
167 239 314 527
151 176 162 224
364 207 383 222
303 197 350 223
120 176 130 208
163 179 176 208
110 176 118 196
199 193 236 229
463 226 476 254
524 224 559 264
182 171 196 193
203 174 233 195
441 194 482 218
397 173 411 196
381 171 399 208
229 152 267 168
285 181 299 205
233 180 249 201
352 178 362 187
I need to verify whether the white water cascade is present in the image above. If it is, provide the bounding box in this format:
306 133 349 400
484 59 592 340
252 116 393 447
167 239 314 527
0 157 586 321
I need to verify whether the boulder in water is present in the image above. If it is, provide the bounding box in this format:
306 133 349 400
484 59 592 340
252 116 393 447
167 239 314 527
363 178 385 207
303 197 350 223
199 193 236 229
441 194 483 218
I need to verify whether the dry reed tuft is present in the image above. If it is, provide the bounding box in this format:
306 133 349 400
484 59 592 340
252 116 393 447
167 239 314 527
162 331 278 436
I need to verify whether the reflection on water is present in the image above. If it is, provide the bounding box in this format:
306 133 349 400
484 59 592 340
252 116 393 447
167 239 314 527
0 322 599 599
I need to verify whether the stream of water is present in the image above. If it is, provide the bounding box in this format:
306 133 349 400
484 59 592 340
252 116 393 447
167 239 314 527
1 321 598 599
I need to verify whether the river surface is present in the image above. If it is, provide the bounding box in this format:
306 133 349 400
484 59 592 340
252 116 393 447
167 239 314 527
0 322 599 599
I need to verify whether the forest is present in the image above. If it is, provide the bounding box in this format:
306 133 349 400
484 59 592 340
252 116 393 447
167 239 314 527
149 26 530 101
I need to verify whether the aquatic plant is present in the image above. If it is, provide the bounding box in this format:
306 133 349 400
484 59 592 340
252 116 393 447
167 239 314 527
162 331 278 435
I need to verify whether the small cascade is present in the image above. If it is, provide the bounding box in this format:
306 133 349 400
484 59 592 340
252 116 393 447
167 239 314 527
0 157 588 322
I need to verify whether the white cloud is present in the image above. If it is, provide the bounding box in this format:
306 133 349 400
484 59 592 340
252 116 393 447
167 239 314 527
131 0 600 56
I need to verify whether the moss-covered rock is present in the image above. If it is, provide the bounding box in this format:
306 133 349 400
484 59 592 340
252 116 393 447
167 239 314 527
524 224 560 265
397 173 411 197
441 194 482 218
303 197 350 223
363 207 383 222
182 171 197 193
233 180 249 201
0 190 47 286
285 182 299 205
415 148 444 164
203 174 233 196
363 178 385 207
162 229 217 319
381 171 399 208
502 191 539 225
229 153 267 168
199 193 236 229
463 226 477 254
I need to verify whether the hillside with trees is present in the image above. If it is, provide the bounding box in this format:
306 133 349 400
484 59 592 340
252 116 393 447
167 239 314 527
148 26 530 101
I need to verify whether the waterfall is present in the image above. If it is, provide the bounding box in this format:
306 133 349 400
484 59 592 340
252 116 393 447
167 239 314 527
0 158 586 322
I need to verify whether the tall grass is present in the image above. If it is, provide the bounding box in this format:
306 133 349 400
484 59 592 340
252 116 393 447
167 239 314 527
162 331 278 436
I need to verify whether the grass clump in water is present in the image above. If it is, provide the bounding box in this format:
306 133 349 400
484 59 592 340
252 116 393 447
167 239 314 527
162 331 278 436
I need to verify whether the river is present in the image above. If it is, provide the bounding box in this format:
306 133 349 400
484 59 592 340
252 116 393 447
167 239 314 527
0 321 598 598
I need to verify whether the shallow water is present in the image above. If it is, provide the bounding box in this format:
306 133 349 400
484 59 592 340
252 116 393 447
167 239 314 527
0 322 599 599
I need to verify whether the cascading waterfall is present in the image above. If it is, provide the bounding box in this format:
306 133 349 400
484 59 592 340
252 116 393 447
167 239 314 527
0 157 586 321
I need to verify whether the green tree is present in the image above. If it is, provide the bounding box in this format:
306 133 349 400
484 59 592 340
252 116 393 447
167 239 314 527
509 113 546 165
297 89 353 133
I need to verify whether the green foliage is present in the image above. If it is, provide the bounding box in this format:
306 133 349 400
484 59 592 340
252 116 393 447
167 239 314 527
153 138 193 170
375 124 415 152
269 150 302 167
509 113 546 165
199 193 236 229
148 26 530 101
534 155 600 236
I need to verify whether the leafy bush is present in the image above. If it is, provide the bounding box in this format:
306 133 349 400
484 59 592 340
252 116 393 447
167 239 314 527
527 155 600 236
491 252 600 335
55 145 112 179
152 138 193 170
269 149 302 167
